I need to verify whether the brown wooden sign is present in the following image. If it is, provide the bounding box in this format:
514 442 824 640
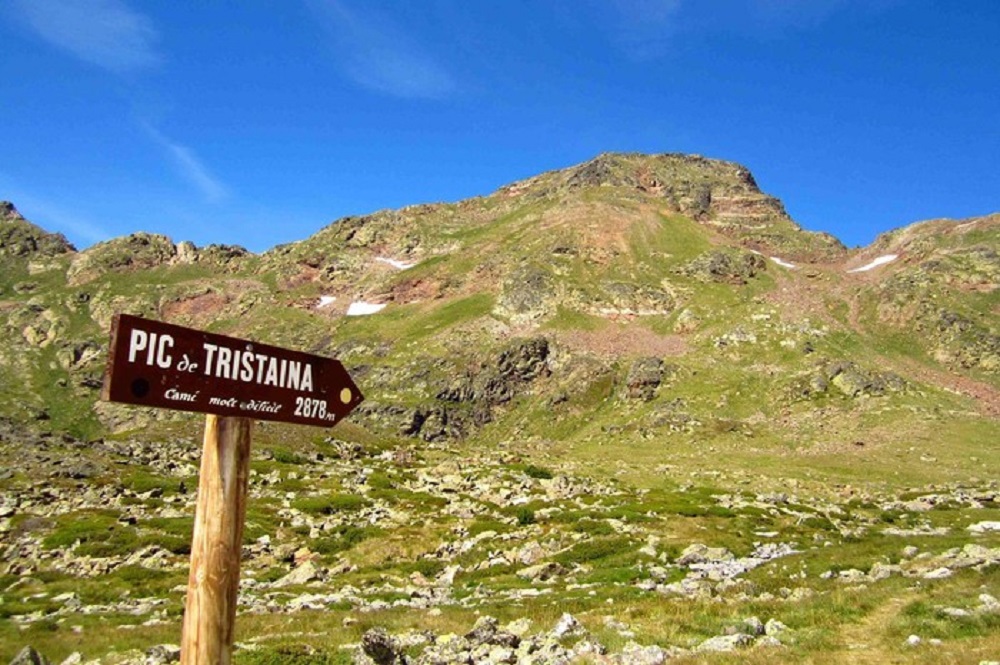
102 313 363 426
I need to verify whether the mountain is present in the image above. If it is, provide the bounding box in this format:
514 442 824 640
1 153 998 663
2 152 996 441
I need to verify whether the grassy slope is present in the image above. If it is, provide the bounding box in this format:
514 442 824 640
1 161 998 663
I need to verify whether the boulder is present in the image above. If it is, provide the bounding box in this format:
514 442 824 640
8 647 50 665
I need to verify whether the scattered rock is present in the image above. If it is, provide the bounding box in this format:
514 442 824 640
696 633 754 652
968 521 1000 534
551 612 585 638
143 644 180 665
623 357 665 401
272 560 321 588
677 249 766 284
8 647 50 665
358 627 401 665
517 561 565 582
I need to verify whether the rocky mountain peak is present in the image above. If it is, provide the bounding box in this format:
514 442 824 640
495 153 846 261
0 201 76 257
1 200 24 220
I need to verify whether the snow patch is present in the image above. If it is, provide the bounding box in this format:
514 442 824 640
317 296 337 308
346 301 386 316
847 254 898 273
770 257 796 269
376 257 417 270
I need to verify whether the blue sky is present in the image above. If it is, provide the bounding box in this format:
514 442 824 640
2 1 998 252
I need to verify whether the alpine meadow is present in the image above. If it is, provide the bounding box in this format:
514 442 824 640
1 153 999 664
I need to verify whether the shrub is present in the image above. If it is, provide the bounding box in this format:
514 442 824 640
524 465 554 480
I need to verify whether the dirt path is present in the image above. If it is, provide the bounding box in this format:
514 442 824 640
833 594 912 664
892 357 1000 418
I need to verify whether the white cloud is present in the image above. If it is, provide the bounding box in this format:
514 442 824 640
600 0 894 59
307 0 455 99
143 126 229 203
602 0 683 60
10 0 161 74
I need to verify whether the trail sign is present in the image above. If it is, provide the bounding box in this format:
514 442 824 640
101 313 365 665
102 313 363 427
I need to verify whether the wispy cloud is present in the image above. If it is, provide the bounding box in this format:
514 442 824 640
602 0 683 60
306 0 455 99
143 126 229 203
10 0 161 74
601 0 895 58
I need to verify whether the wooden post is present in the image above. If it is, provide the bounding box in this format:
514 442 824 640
181 415 253 665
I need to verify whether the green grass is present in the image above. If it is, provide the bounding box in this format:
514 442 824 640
293 493 369 516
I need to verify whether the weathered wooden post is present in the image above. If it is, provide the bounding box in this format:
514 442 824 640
181 415 252 665
102 314 363 665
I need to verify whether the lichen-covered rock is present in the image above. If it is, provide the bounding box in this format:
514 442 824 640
789 360 906 400
624 357 665 401
677 249 766 284
67 233 178 285
8 646 50 665
495 265 557 323
357 627 403 665
929 308 1000 373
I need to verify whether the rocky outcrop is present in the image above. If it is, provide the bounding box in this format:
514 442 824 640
789 360 907 400
928 308 1000 373
66 233 178 285
623 357 667 401
0 202 75 258
361 338 553 441
494 265 557 324
677 248 767 284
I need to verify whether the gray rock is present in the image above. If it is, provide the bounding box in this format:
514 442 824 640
764 619 788 637
517 561 565 582
968 521 1000 534
551 612 584 638
743 616 765 636
922 567 953 580
10 645 49 665
143 645 180 665
8 647 50 665
360 628 401 665
624 358 665 401
466 615 499 645
696 634 754 652
868 561 897 581
272 560 320 587
618 643 668 664
676 543 733 566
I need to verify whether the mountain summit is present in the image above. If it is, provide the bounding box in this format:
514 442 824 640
1 154 998 663
0 153 996 441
